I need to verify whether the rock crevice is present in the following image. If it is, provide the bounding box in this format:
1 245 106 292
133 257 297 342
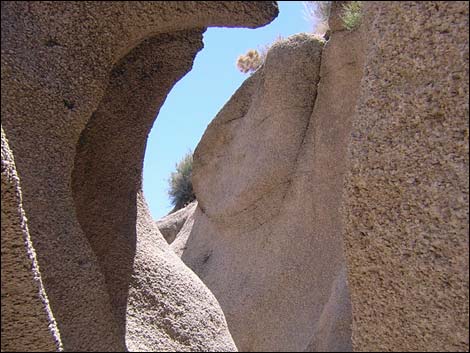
177 32 359 352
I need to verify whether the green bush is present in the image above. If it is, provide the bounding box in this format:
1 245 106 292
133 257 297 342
340 1 362 31
168 152 195 211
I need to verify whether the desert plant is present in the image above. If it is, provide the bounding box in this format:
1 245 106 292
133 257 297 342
303 1 332 37
340 1 362 31
236 35 284 75
168 151 195 211
236 49 263 74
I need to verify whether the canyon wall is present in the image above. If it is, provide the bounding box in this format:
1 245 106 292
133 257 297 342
2 1 468 352
343 2 469 351
177 12 366 348
1 1 278 351
175 1 468 352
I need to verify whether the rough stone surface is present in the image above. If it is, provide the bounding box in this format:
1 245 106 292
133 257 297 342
343 2 469 351
178 28 365 351
1 1 277 351
328 1 349 32
126 192 236 352
305 267 351 352
1 127 62 352
157 201 198 244
171 202 199 257
72 30 238 352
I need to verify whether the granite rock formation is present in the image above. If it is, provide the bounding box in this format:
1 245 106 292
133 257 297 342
1 1 278 351
170 202 199 258
343 2 469 351
173 1 468 352
177 28 365 351
157 201 198 244
1 127 62 352
2 1 469 352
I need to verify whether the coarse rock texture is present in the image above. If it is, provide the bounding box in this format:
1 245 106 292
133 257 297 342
157 201 198 244
305 267 351 352
178 25 366 351
126 192 236 352
328 1 349 32
301 8 367 350
1 1 278 351
1 127 63 352
72 31 238 352
343 1 469 352
171 202 199 257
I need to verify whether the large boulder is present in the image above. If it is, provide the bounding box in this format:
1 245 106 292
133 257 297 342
177 25 366 351
1 1 278 351
343 2 469 351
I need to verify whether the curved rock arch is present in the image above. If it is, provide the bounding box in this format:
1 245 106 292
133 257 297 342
71 29 208 347
1 2 278 351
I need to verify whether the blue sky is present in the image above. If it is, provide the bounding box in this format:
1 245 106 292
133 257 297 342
143 1 314 220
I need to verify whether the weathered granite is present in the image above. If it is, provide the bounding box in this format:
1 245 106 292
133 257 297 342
343 2 469 351
1 1 278 350
1 127 62 352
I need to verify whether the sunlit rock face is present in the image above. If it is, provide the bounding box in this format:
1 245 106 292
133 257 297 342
174 1 468 352
179 28 365 351
343 2 469 351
